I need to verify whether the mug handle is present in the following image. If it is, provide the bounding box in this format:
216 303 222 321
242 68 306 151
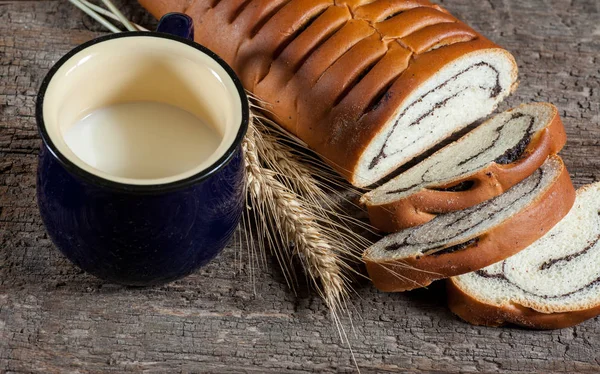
156 13 194 40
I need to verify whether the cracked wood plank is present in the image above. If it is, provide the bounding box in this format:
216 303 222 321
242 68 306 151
1 0 600 373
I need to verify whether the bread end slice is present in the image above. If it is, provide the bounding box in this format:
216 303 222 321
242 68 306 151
448 182 600 329
447 278 600 329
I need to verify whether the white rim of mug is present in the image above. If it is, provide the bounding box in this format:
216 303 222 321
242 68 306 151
36 31 249 194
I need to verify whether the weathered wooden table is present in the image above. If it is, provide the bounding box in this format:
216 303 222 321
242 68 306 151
2 1 600 372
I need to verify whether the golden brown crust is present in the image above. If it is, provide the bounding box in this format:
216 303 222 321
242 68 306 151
138 0 517 187
447 278 600 329
366 104 567 232
364 156 576 292
311 39 507 186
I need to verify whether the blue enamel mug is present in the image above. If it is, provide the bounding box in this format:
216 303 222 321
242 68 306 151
36 14 249 286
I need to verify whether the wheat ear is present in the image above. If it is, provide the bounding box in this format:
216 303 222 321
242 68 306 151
244 123 352 306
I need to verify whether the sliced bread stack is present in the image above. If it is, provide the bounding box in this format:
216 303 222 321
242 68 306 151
361 103 600 328
362 104 575 291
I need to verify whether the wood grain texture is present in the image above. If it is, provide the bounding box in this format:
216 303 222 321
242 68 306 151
1 0 600 373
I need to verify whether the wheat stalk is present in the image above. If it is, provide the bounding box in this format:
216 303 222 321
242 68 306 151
244 123 352 308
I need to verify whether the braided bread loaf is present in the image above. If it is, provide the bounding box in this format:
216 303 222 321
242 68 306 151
139 0 518 187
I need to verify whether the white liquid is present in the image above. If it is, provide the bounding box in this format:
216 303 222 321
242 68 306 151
64 102 221 180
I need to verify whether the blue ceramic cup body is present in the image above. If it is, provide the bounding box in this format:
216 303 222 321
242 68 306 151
36 15 249 286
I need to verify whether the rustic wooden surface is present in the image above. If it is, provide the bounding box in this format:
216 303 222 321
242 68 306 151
1 0 600 373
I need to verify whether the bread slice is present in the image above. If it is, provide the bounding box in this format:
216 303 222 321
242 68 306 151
448 183 600 329
363 156 575 292
361 103 566 232
139 0 518 187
